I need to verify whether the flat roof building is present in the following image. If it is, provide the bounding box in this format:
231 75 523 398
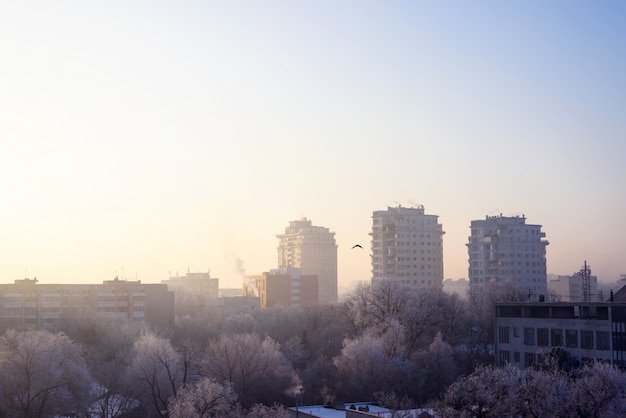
371 205 444 288
277 218 337 304
495 301 626 369
468 214 548 299
0 277 174 331
248 268 318 309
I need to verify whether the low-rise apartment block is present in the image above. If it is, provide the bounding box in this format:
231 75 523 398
0 277 174 330
495 301 626 369
246 268 318 309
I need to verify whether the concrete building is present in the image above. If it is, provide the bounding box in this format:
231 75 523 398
494 301 626 369
0 277 174 330
162 270 218 299
277 218 337 304
443 278 469 298
370 205 444 288
247 268 318 309
549 262 600 302
468 214 549 299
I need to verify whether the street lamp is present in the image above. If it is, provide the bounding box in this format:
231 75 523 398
295 386 303 417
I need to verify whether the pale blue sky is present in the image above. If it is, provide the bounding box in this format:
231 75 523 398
1 1 625 291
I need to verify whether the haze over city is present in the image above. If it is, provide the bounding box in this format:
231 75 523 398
1 1 625 292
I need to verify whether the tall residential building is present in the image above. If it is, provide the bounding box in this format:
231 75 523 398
370 205 445 288
467 214 549 298
277 218 337 304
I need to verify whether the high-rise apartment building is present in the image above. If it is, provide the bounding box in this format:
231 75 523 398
468 214 549 297
370 205 444 287
277 218 337 304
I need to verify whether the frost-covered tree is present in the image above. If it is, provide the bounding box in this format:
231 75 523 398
85 321 146 418
129 333 185 417
569 362 626 418
411 332 459 402
244 403 290 418
436 361 626 418
343 281 463 356
204 333 298 408
515 367 571 418
0 329 92 418
167 377 239 418
438 364 522 417
333 330 412 400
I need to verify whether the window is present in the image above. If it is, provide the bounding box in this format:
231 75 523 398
581 330 594 349
537 328 549 346
565 330 578 348
499 350 510 364
498 327 510 344
524 327 535 345
551 329 563 346
596 331 610 350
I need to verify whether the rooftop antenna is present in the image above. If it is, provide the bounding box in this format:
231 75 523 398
581 261 591 303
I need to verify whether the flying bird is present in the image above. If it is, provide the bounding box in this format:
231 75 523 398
352 244 363 249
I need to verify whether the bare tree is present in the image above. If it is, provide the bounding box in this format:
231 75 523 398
129 332 184 417
515 367 571 418
570 362 626 418
333 330 412 400
85 321 146 418
204 333 298 408
437 364 522 418
0 329 92 418
244 403 290 417
411 332 459 403
167 377 239 418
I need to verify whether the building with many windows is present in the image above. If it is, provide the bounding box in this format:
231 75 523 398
495 301 626 369
246 268 318 309
468 214 549 298
370 205 444 288
0 277 174 330
277 218 337 304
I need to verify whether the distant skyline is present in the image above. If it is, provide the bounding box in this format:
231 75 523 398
1 1 625 292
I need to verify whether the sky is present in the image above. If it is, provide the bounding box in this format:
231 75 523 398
1 1 625 293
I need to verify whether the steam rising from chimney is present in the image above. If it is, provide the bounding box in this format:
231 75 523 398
235 257 258 297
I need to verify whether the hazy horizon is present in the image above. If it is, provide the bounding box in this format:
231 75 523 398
2 1 625 290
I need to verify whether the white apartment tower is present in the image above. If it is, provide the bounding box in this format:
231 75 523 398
277 218 338 304
468 214 549 298
371 205 444 288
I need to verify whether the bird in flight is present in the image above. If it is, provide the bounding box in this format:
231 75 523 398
352 244 363 249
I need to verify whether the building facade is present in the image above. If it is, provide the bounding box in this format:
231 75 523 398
248 268 318 309
549 262 600 302
370 205 444 288
468 214 549 298
0 277 174 330
277 218 337 304
162 270 219 300
495 301 626 369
